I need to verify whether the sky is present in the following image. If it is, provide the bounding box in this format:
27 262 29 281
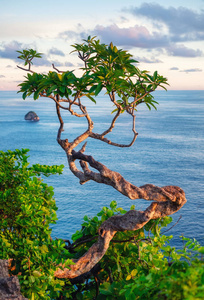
0 0 204 90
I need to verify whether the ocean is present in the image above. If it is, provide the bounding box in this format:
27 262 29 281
0 90 203 248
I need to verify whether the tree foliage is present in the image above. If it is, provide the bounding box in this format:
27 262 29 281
17 36 168 109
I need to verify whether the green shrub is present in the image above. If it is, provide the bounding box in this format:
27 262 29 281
0 149 73 299
69 202 204 299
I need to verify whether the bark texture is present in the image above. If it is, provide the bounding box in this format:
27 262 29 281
54 140 187 279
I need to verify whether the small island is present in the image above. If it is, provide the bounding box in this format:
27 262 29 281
24 111 39 121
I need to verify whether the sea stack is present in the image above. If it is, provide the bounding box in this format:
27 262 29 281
24 111 39 122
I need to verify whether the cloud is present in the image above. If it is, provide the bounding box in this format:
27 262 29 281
58 23 203 60
167 44 203 57
58 24 86 41
58 24 169 52
128 3 204 41
48 47 65 57
93 24 169 48
57 4 203 59
58 30 79 40
0 75 5 78
0 41 25 60
90 24 203 58
32 56 51 67
180 68 202 73
135 56 163 63
0 40 52 67
169 67 179 71
64 61 75 67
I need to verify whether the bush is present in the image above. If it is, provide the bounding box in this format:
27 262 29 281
0 149 73 299
68 202 204 299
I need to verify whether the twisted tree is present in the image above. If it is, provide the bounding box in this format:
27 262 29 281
17 36 187 279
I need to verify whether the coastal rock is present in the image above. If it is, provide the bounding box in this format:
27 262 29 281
24 111 39 122
0 260 28 300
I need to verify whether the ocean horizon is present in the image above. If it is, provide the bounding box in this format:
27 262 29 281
0 90 203 248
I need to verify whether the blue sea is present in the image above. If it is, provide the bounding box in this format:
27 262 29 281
0 90 203 248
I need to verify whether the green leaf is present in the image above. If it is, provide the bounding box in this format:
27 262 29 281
110 200 117 209
83 215 89 222
198 247 204 254
30 275 35 283
33 90 39 100
95 82 103 96
22 91 27 100
86 94 96 103
89 85 97 93
153 71 158 81
145 103 151 110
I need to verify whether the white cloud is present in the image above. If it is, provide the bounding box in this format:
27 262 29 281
167 44 203 57
135 56 163 63
0 41 25 60
48 47 65 57
92 24 169 48
169 67 179 70
128 3 204 41
180 68 202 73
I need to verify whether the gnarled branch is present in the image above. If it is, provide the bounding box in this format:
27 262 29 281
55 185 186 278
54 146 186 279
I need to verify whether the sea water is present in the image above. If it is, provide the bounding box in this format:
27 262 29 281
0 90 203 247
